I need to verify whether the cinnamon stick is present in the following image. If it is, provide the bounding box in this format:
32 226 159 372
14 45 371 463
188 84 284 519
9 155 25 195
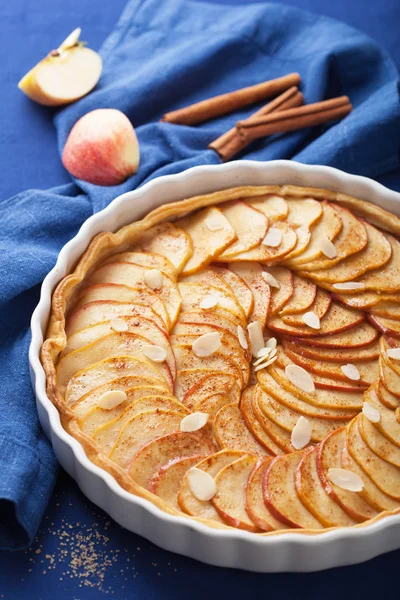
161 73 301 125
236 96 352 141
209 87 304 161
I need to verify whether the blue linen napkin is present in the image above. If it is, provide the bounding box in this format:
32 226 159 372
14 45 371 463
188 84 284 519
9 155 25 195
1 0 399 550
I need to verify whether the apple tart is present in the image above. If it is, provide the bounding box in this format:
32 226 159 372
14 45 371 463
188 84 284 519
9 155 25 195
42 184 400 533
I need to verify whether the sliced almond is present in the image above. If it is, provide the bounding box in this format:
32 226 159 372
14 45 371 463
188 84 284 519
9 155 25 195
247 321 265 357
254 348 272 365
144 268 163 290
261 271 281 288
285 364 315 394
254 355 278 372
237 325 248 350
362 401 381 423
291 416 312 450
319 237 338 259
266 337 277 350
328 468 364 492
302 311 320 330
142 344 168 363
187 467 217 501
97 390 127 410
59 27 82 51
332 282 365 291
200 294 219 309
180 412 209 432
340 363 360 381
110 317 129 332
192 332 221 358
262 227 282 248
387 347 400 360
204 212 230 232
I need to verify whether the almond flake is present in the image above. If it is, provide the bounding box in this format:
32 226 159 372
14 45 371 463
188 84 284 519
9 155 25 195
332 282 365 291
340 363 360 381
261 271 280 289
97 390 127 410
302 311 320 330
237 325 248 350
59 27 81 51
266 337 277 350
319 237 338 259
291 416 312 450
285 364 315 394
144 268 163 290
362 401 381 423
254 348 272 365
192 332 221 357
247 321 265 358
180 412 209 432
262 227 282 248
328 468 364 492
200 294 219 309
187 467 217 501
110 317 128 332
142 344 167 363
204 212 229 232
254 355 277 372
387 347 400 360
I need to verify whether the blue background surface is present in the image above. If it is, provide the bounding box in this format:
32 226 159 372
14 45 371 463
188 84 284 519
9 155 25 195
0 0 399 597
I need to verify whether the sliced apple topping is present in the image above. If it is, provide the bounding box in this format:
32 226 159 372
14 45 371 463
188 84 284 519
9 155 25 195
328 468 364 492
291 416 312 450
285 364 315 394
237 325 248 350
387 347 400 360
142 344 168 363
180 412 209 432
301 311 321 330
262 271 280 288
362 402 381 423
97 390 127 410
205 211 230 231
199 294 219 309
187 467 217 501
110 317 129 332
333 282 366 291
247 321 264 357
144 268 163 290
192 332 221 357
319 237 338 259
262 227 282 248
340 364 360 381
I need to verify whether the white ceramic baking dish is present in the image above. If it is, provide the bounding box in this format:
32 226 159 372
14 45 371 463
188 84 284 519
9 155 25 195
29 160 400 572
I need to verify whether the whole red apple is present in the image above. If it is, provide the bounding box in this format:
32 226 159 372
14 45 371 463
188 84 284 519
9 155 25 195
62 108 140 186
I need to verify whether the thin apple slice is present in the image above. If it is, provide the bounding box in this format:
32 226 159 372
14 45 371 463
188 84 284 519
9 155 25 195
285 201 343 267
74 284 170 328
178 306 245 334
301 204 368 271
180 268 240 300
346 416 400 499
263 451 323 528
192 394 232 421
355 233 400 292
283 198 323 260
88 262 182 326
295 446 357 527
173 347 244 389
267 267 294 314
246 194 288 222
279 275 317 316
177 207 236 275
131 221 193 273
101 251 176 279
281 289 331 326
287 321 378 349
217 201 269 259
65 356 169 406
178 282 245 323
376 377 400 409
214 403 268 456
108 409 183 468
224 220 297 264
149 455 207 510
128 431 211 488
368 314 400 338
359 414 400 468
228 262 271 327
212 455 261 531
175 368 224 401
369 302 400 321
282 338 380 364
379 356 400 399
245 457 288 531
252 386 294 452
302 221 392 285
363 383 400 446
173 321 250 362
210 265 254 319
178 450 245 522
240 387 284 455
182 372 241 409
317 428 377 521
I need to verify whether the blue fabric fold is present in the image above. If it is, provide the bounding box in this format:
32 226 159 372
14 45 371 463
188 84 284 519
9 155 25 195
1 0 399 550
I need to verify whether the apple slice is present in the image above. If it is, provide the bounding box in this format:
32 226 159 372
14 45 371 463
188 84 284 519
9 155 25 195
317 428 377 521
355 233 400 293
180 268 240 300
131 221 193 274
177 207 236 275
149 455 207 510
281 289 331 326
363 383 400 447
368 314 400 338
295 446 357 527
252 386 294 452
18 28 102 106
182 372 241 409
263 451 323 529
212 456 261 531
224 220 297 264
379 356 400 399
267 267 294 315
173 347 244 390
332 290 398 310
101 251 176 279
74 284 170 329
245 457 288 531
217 201 269 259
178 450 245 522
279 275 317 316
369 302 400 321
178 306 245 334
246 195 288 222
283 198 323 260
228 262 271 327
240 387 284 455
178 282 245 323
192 394 232 421
282 339 380 364
359 415 400 468
175 368 225 401
376 377 400 409
210 266 254 319
129 431 211 488
287 321 378 349
214 403 268 456
173 321 250 362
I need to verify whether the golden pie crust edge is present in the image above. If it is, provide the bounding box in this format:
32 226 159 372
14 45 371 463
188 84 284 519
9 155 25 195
40 184 400 536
